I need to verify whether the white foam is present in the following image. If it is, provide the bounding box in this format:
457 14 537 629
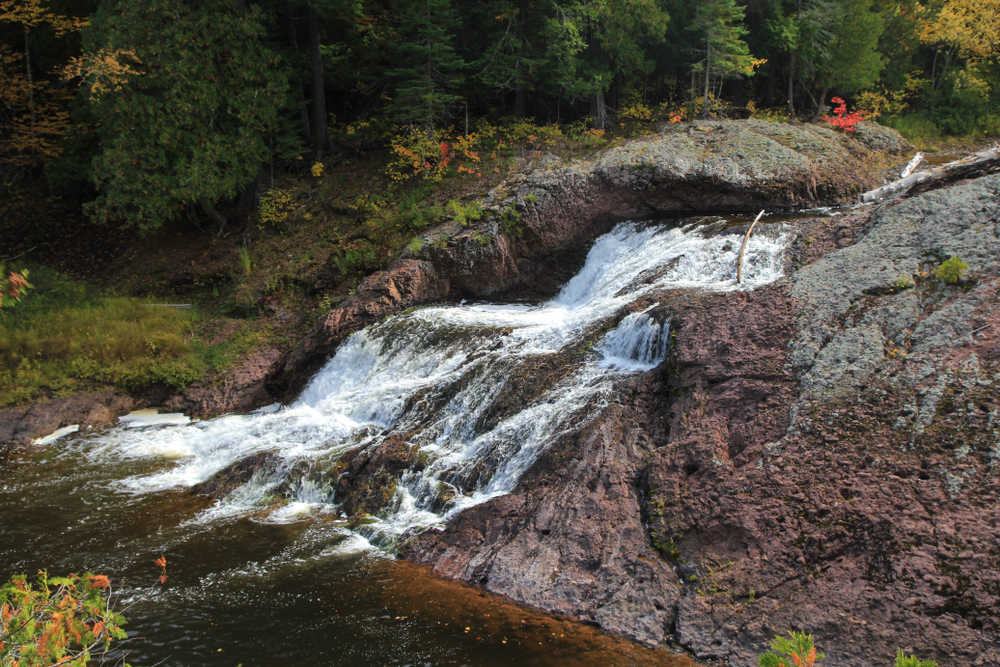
81 220 791 547
119 409 191 427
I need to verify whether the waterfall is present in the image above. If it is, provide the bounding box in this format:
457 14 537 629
597 309 671 372
68 219 790 549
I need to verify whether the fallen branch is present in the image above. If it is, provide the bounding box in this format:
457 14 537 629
862 145 1000 203
899 152 925 179
142 304 191 309
737 209 766 284
1 246 37 261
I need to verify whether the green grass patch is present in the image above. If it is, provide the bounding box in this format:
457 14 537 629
0 263 203 408
883 113 943 146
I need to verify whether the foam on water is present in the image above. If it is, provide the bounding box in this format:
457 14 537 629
70 219 790 546
33 424 80 446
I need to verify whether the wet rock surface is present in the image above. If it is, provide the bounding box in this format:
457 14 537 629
190 451 277 499
165 345 286 419
283 258 451 397
281 122 908 401
0 390 137 452
334 435 422 517
402 394 680 648
404 175 1000 666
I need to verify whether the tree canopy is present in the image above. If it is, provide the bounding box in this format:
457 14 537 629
1 0 998 233
82 0 286 233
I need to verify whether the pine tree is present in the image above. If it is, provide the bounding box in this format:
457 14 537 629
810 0 884 120
537 0 667 129
689 0 756 115
388 0 465 135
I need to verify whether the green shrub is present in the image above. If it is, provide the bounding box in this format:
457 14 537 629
759 631 824 667
883 113 942 145
894 649 938 667
332 241 379 275
500 206 524 239
936 256 968 283
237 246 252 276
445 199 483 226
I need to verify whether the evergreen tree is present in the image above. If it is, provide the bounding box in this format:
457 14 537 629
689 0 756 114
82 0 286 234
474 0 545 119
538 0 667 128
388 0 465 135
810 0 884 119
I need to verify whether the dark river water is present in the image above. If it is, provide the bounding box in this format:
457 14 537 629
0 443 699 666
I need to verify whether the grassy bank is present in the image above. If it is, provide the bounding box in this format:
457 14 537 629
0 264 202 407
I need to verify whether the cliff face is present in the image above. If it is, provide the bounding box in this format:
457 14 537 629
404 175 1000 666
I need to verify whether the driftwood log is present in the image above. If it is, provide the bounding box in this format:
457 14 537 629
862 145 1000 203
736 209 765 284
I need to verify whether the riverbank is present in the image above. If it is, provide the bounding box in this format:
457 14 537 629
7 117 997 666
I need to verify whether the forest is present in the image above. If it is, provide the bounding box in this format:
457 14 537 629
1 0 999 236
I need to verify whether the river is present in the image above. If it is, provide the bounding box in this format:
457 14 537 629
1 216 794 666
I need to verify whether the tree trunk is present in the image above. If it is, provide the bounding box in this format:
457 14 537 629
939 45 955 89
930 48 939 91
702 40 711 118
515 84 526 119
200 198 228 236
787 56 796 118
862 147 1000 203
764 62 776 107
307 4 327 159
590 92 608 130
286 2 312 145
24 28 35 136
809 86 828 123
237 169 262 212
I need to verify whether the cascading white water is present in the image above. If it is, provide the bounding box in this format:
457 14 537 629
597 308 671 372
66 219 790 548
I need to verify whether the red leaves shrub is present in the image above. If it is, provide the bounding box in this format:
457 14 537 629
823 97 866 133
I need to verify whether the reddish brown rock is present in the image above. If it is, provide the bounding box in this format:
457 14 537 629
402 383 681 647
283 258 450 395
166 345 285 418
0 390 137 451
190 451 277 498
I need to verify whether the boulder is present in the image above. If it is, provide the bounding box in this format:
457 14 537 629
0 391 136 451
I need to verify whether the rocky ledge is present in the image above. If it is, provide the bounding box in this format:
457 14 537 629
282 120 910 396
403 174 1000 666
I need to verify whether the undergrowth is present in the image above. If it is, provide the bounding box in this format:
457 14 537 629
0 263 203 407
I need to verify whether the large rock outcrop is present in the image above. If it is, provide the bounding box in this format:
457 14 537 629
0 391 137 451
403 174 1000 666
